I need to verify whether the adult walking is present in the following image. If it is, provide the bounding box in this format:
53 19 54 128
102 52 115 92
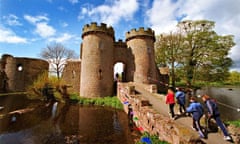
166 88 176 120
186 96 206 138
201 94 232 141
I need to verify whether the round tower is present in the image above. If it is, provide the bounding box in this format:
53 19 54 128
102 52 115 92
80 22 115 97
125 27 157 84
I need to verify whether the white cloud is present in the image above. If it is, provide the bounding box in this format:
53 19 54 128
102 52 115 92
0 26 27 43
61 22 68 27
78 0 139 26
3 14 22 26
146 0 240 71
35 22 56 38
69 0 78 4
24 15 55 38
24 15 49 24
146 0 179 34
49 33 73 43
58 6 67 12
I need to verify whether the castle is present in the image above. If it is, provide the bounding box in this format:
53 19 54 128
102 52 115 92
62 22 168 97
0 22 168 96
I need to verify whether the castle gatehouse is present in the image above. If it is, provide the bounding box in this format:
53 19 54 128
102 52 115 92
62 22 168 97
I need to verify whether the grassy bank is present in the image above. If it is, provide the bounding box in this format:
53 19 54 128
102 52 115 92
227 120 240 128
69 94 123 110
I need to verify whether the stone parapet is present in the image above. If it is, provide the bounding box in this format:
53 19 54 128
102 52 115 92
82 22 114 39
114 39 127 48
125 27 155 42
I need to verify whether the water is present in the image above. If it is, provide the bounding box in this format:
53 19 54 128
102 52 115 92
196 86 240 121
0 95 140 144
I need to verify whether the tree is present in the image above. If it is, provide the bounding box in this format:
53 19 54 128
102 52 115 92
177 20 235 87
227 71 240 84
40 43 78 79
155 32 184 88
155 20 235 88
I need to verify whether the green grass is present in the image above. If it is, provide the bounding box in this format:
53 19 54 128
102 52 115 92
227 120 240 128
69 94 123 110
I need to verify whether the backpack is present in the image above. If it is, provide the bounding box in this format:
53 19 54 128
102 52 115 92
197 103 204 116
208 98 219 116
210 99 217 110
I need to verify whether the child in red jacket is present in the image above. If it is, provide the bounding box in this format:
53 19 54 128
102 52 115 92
166 88 176 120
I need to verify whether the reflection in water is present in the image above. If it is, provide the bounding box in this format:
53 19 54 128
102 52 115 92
51 102 58 119
196 87 240 121
0 95 139 144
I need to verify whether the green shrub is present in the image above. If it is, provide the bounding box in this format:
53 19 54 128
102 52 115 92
26 71 66 101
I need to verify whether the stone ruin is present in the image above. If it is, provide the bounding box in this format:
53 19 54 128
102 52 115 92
0 54 49 93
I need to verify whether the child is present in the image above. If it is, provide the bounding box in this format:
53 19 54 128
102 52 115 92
186 96 205 138
166 88 176 120
175 87 186 114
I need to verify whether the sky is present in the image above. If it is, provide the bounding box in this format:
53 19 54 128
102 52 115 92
0 0 240 71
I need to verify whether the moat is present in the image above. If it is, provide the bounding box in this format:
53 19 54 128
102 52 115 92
0 95 140 144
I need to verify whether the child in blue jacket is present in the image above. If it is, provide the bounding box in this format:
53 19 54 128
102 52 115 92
186 96 206 138
175 87 186 114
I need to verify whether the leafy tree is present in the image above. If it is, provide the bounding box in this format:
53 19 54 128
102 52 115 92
177 20 235 87
227 71 240 84
155 20 235 88
40 43 78 79
155 32 184 88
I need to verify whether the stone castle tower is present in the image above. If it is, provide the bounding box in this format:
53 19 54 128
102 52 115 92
62 22 168 97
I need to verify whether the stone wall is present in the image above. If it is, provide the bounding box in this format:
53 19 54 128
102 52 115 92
0 54 49 92
228 124 240 143
117 82 202 144
61 60 81 94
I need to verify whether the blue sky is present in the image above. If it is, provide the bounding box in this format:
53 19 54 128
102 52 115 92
0 0 240 71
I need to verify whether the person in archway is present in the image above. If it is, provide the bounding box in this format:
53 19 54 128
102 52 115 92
113 73 121 95
186 96 206 139
166 88 176 120
201 94 232 141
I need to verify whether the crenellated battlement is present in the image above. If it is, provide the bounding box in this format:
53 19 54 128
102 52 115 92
82 22 114 38
125 27 155 41
114 39 127 48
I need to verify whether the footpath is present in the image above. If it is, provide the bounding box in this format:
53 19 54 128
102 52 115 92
134 83 232 144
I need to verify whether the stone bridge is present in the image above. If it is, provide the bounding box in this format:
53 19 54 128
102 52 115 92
117 82 236 144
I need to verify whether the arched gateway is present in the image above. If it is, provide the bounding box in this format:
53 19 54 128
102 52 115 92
62 22 168 97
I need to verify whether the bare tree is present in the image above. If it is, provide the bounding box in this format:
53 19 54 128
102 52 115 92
40 43 78 79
